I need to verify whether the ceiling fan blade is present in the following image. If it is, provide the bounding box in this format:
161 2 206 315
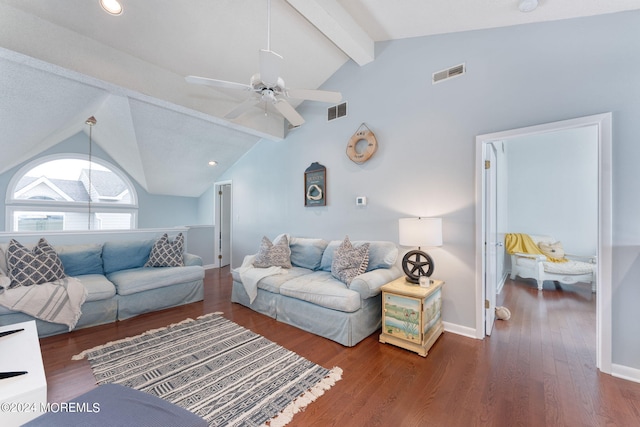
286 88 342 104
259 49 282 87
274 99 305 127
185 75 251 92
224 97 260 120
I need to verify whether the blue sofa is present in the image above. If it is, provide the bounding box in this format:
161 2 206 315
0 238 205 337
231 237 402 347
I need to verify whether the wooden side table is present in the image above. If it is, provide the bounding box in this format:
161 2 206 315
379 276 444 357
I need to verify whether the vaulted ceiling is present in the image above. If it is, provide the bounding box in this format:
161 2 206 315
1 0 638 197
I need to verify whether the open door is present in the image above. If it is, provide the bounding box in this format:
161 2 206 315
484 142 498 335
217 183 231 268
475 113 612 373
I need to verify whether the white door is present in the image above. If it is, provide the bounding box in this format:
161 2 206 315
218 184 231 267
484 143 498 335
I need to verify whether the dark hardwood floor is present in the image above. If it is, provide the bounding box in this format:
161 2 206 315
39 269 640 426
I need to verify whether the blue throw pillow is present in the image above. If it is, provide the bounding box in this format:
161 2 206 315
102 240 154 274
56 244 104 276
289 237 328 270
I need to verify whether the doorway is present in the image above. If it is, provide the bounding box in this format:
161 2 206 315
214 181 232 268
475 113 612 373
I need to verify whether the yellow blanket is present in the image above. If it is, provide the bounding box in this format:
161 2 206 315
504 233 567 263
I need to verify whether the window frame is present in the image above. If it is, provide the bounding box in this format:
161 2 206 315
5 153 139 231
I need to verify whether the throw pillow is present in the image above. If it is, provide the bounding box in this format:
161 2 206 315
145 233 185 267
7 238 66 288
331 236 369 285
538 241 565 261
253 235 292 268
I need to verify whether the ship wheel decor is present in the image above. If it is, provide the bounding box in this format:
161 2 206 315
402 250 435 284
398 217 443 284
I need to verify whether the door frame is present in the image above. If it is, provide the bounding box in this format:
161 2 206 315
213 180 232 268
474 112 612 373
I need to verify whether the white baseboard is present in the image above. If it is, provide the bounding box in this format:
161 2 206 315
611 363 640 384
442 321 479 339
203 264 218 270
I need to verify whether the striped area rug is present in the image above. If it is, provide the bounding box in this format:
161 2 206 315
73 313 342 426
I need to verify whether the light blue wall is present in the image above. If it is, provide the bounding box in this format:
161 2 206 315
506 126 598 255
0 132 200 229
220 11 640 370
197 185 215 225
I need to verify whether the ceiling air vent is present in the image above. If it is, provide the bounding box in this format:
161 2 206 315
328 102 347 121
432 63 466 84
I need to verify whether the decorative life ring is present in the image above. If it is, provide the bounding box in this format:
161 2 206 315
346 128 378 164
306 184 323 201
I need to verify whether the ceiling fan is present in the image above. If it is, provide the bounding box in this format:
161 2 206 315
185 0 342 127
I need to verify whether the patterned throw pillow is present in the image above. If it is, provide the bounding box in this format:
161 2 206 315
253 235 292 268
145 233 185 267
7 238 66 288
331 236 369 285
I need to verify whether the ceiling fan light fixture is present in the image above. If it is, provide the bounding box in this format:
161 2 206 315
100 0 123 16
519 0 538 12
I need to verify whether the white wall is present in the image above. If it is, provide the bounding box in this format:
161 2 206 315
220 11 640 371
505 126 598 255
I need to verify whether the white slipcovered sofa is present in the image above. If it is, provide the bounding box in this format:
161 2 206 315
231 236 402 347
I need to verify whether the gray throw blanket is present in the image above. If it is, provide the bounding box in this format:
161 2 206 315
0 276 87 330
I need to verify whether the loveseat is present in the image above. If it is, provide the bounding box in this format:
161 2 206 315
0 236 205 337
231 236 402 347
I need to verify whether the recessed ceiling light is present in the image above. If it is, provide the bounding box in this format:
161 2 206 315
100 0 123 16
208 161 218 166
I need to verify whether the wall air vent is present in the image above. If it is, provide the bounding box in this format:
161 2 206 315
432 63 466 84
328 102 347 121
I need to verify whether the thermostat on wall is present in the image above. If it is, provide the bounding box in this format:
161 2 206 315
356 196 367 206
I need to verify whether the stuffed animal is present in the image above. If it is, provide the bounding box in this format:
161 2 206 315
538 241 565 261
495 306 511 321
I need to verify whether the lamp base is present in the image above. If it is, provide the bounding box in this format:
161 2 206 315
402 250 434 284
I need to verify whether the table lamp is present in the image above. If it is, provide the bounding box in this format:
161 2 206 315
398 217 443 285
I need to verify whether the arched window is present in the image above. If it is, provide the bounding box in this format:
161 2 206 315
6 154 138 231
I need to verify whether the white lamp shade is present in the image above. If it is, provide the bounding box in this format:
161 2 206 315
398 217 443 247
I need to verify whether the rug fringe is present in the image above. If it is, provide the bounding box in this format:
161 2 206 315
264 366 343 427
71 312 224 360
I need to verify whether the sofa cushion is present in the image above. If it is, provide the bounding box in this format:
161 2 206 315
289 237 328 270
76 274 117 302
107 265 204 296
331 236 369 285
102 240 154 274
145 233 185 267
232 265 311 294
7 238 66 288
321 240 398 273
56 243 104 276
253 235 292 268
279 271 361 313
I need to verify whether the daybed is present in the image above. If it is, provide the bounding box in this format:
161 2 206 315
0 235 205 337
506 233 596 292
231 235 402 347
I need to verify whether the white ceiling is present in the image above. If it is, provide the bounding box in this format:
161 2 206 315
1 0 638 197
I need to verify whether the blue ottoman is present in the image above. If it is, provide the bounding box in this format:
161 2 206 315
24 384 207 427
